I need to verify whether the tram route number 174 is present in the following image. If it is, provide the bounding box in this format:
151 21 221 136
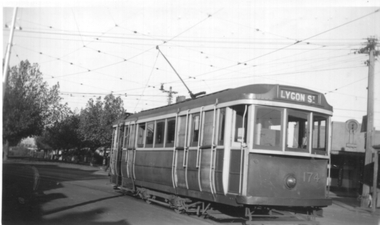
303 172 320 183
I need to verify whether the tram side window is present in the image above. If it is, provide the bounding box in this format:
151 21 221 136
177 116 187 147
202 110 214 146
232 105 248 143
166 118 176 147
217 108 226 145
129 124 136 148
118 125 124 149
190 113 200 147
137 123 146 148
123 125 130 148
286 109 309 152
253 107 282 150
312 114 328 154
145 122 155 147
155 120 165 148
112 127 118 149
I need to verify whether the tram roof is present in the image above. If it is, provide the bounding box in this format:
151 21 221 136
118 84 333 123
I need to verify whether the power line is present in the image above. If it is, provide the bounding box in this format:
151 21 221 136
186 8 380 79
324 76 368 95
205 65 365 82
10 27 366 47
334 108 380 113
134 52 159 112
164 10 221 45
71 8 85 46
303 9 380 42
10 31 363 52
245 8 380 64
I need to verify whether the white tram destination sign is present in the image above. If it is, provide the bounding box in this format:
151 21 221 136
279 89 318 104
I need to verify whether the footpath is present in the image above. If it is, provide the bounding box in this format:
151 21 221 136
320 190 380 225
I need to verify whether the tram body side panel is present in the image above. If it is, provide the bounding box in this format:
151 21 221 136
134 150 173 188
109 148 118 184
175 149 187 189
186 148 200 191
228 148 242 194
239 153 331 206
121 149 134 189
116 147 123 185
109 127 118 184
199 147 212 193
214 147 225 194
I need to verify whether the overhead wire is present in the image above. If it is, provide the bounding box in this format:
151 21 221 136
325 71 380 95
8 8 379 112
133 51 159 112
12 44 147 94
187 8 380 80
71 8 85 46
161 48 364 87
9 30 364 50
11 26 360 85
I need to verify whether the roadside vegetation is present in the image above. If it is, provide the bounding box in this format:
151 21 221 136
3 60 127 163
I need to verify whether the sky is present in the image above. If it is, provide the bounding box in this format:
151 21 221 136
2 0 380 129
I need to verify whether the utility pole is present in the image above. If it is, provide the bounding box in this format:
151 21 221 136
160 84 178 105
358 37 379 210
3 7 18 99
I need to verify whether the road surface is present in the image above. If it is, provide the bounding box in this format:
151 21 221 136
2 160 380 225
3 161 214 225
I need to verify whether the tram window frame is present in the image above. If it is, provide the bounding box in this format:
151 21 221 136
118 125 125 149
286 109 310 153
123 125 130 149
217 108 226 146
177 115 187 148
231 105 248 144
137 123 146 148
253 106 283 150
312 113 328 155
128 124 136 148
112 127 118 149
166 118 176 147
190 113 200 147
145 122 155 148
202 110 214 146
155 120 165 148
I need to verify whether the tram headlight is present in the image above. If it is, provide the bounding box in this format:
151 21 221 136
285 174 297 189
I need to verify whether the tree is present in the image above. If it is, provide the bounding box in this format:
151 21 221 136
36 114 82 150
3 60 70 160
78 94 125 153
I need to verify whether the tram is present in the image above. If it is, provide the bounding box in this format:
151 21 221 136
109 84 333 220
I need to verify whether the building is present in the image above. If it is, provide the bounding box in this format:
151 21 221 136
330 119 380 195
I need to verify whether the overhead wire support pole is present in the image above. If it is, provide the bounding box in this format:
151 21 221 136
357 37 379 211
3 7 18 100
156 46 205 99
160 85 178 105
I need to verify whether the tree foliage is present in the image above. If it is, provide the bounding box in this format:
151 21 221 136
3 60 70 146
78 94 125 151
35 114 82 151
4 60 126 159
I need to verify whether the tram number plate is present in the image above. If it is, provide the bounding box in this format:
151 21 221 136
303 172 320 183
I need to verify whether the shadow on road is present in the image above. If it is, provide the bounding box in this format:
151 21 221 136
39 208 131 225
2 161 128 225
43 194 124 216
